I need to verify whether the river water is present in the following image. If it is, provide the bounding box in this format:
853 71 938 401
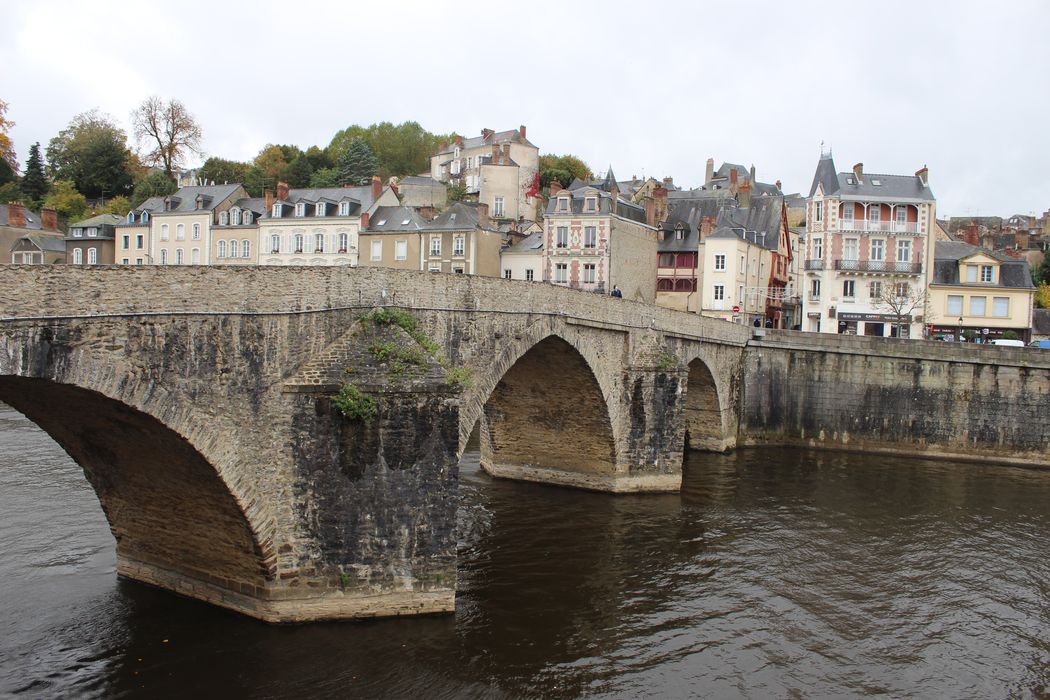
1 402 1049 699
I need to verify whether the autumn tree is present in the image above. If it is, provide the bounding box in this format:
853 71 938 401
47 110 135 199
539 154 592 190
21 143 48 203
0 99 16 180
131 97 203 178
1035 281 1050 309
328 122 447 179
43 180 88 222
336 137 379 186
199 157 250 186
130 170 177 207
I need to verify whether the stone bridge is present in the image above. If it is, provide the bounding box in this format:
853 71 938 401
1 266 1047 623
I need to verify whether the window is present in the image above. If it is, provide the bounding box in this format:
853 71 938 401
843 280 855 299
526 269 534 281
339 233 349 252
714 254 726 271
72 228 82 238
87 227 97 238
176 223 185 240
980 265 993 282
555 263 568 282
675 226 685 240
895 207 906 225
430 236 441 256
869 205 881 223
811 279 821 298
992 297 1009 317
295 203 305 217
244 212 252 225
371 240 382 261
844 238 858 260
870 281 883 299
316 203 326 217
946 294 964 316
135 258 143 265
219 211 229 226
122 258 129 265
272 204 281 218
713 284 725 300
395 240 407 261
841 204 854 222
897 239 911 262
135 234 143 249
122 234 130 249
494 197 504 217
294 233 304 253
556 227 568 248
585 197 597 212
966 264 978 283
871 239 884 261
429 265 440 273
231 209 241 226
127 211 135 224
339 202 350 216
584 226 597 249
242 240 250 258
814 201 822 223
140 211 149 223
504 269 512 279
738 285 744 303
583 263 596 283
740 255 745 271
218 240 227 258
73 248 83 265
175 249 184 265
659 253 674 267
191 248 200 265
557 197 569 213
315 233 325 253
453 237 465 256
813 237 823 258
159 249 167 265
453 267 464 274
161 224 169 241
969 296 986 316
271 234 280 253
895 282 910 297
230 240 238 258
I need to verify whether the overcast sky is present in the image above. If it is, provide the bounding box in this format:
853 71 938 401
4 0 1048 217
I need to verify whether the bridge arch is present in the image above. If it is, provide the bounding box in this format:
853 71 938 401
463 328 620 488
681 356 728 452
0 327 276 609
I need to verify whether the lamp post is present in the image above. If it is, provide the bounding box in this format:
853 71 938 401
958 316 964 342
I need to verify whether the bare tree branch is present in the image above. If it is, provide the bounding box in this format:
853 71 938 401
871 276 932 337
131 97 203 177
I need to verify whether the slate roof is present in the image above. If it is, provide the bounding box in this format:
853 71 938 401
502 231 544 254
0 204 42 230
809 154 934 201
265 185 384 219
931 241 1034 288
424 202 488 231
367 206 427 232
70 213 122 229
438 128 536 154
399 176 444 187
713 195 786 251
17 234 66 253
545 186 647 223
161 184 243 213
658 198 725 252
231 197 266 215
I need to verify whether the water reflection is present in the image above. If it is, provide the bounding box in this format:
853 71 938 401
1 403 1049 698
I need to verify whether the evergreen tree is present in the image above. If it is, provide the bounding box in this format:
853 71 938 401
130 170 177 207
21 142 48 203
336 138 378 186
285 155 314 188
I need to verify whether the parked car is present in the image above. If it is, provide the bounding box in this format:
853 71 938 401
991 339 1025 347
1029 339 1050 349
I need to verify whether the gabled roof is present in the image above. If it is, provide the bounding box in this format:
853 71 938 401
932 240 1034 288
424 202 487 231
229 197 266 215
545 187 646 223
439 127 536 153
809 154 935 201
17 234 66 253
712 195 786 251
70 213 122 229
659 198 725 252
161 184 243 213
366 206 427 232
502 230 544 254
0 204 42 230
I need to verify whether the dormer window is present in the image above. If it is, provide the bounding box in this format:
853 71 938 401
243 211 252 225
339 201 350 216
72 228 82 238
675 225 685 240
315 203 326 217
127 211 135 224
231 209 241 226
219 211 229 226
140 211 149 223
557 197 569 212
87 227 97 237
295 203 306 217
585 197 597 212
272 203 281 218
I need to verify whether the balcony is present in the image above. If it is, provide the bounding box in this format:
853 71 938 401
839 220 920 234
805 259 825 271
833 259 923 274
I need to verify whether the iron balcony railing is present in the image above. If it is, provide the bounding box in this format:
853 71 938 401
805 259 825 270
833 259 923 274
838 220 920 234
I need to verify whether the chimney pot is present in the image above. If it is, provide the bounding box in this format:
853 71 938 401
276 182 289 201
549 179 563 196
775 179 782 192
371 175 382 202
264 190 274 211
40 207 58 231
519 125 526 142
7 203 26 228
852 163 863 181
730 168 738 184
360 212 369 229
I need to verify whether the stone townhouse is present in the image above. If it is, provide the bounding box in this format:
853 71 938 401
500 230 545 282
656 197 722 313
543 181 658 303
260 178 399 267
359 206 428 271
66 213 121 266
115 197 164 265
149 184 249 266
213 196 265 265
927 241 1034 342
803 153 936 337
430 125 540 222
2 203 61 263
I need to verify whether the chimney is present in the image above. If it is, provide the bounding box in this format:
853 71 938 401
371 175 382 202
492 144 500 164
276 181 289 201
705 158 715 184
549 179 563 196
7 203 26 228
749 164 756 184
852 163 863 182
644 198 656 227
389 178 400 196
481 128 494 141
663 176 674 189
360 211 369 229
962 222 980 246
454 135 463 147
775 180 782 192
915 165 929 186
502 143 510 164
738 180 752 209
40 207 58 231
519 125 526 142
476 202 490 228
264 190 274 211
655 184 668 224
729 168 739 194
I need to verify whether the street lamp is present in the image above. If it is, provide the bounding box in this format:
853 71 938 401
958 316 964 342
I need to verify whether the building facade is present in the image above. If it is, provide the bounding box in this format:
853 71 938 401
803 154 936 337
149 185 248 266
2 204 61 262
66 213 120 266
501 231 545 282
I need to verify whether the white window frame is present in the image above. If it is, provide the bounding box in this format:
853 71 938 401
176 223 185 240
271 234 280 254
73 248 83 265
160 224 169 241
430 236 441 256
713 284 725 301
192 223 200 240
315 233 325 253
316 203 326 217
191 248 200 265
555 263 568 282
159 249 167 265
969 296 986 316
230 239 238 258
525 269 534 282
242 240 251 258
947 294 963 316
992 297 1009 317
371 240 382 261
219 211 229 226
980 265 993 283
296 203 306 217
339 232 349 252
218 240 227 258
714 253 726 271
494 197 504 217
175 249 184 265
339 201 350 216
843 279 855 299
583 263 596 283
395 240 407 261
871 239 884 261
556 227 568 248
584 226 597 249
453 237 465 257
897 239 911 263
272 204 282 218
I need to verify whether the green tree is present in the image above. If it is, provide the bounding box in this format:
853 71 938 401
285 155 314 188
0 181 20 204
130 170 177 207
337 137 379 186
1033 254 1050 285
21 142 48 203
309 167 340 188
327 122 448 179
539 153 591 190
93 195 132 216
43 180 88 222
304 145 332 171
46 110 135 199
447 181 467 202
199 157 250 186
251 144 298 192
1035 281 1050 309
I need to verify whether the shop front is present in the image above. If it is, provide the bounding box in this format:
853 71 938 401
930 324 1030 343
837 312 911 337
